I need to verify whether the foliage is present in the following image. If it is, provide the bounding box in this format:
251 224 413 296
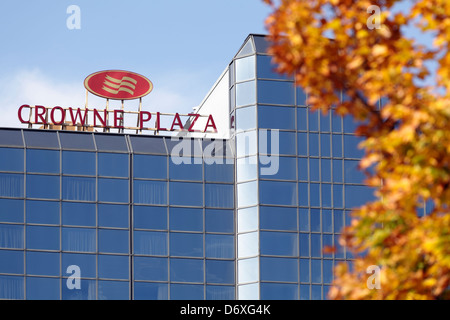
264 0 450 299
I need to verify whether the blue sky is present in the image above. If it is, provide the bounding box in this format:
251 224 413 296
0 0 271 127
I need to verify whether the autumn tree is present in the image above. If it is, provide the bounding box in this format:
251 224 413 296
264 0 450 299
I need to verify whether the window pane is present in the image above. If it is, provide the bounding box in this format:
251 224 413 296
134 231 167 256
334 210 344 233
24 131 59 149
300 259 310 283
134 256 168 281
309 133 319 156
236 81 256 107
206 285 234 300
321 134 331 157
62 227 96 252
62 253 96 278
133 180 167 205
133 155 167 179
311 208 320 232
299 208 309 232
333 160 343 183
98 281 129 300
169 182 202 206
320 110 331 132
98 153 129 177
297 132 307 156
236 55 255 82
298 182 309 207
238 257 259 283
311 260 322 283
322 184 332 207
344 159 365 184
332 134 342 158
205 184 233 208
344 135 365 159
298 157 308 181
333 184 344 208
129 135 167 155
205 209 233 233
345 185 375 208
170 233 203 257
205 234 234 259
0 250 23 274
204 163 234 183
321 159 331 182
0 224 23 249
26 251 59 276
134 206 167 230
0 129 23 147
26 149 59 173
308 110 319 131
98 255 129 280
98 178 129 203
297 107 307 131
323 209 332 233
0 148 23 172
238 232 258 258
0 199 23 223
258 105 295 130
260 206 297 231
236 131 257 157
300 284 310 300
26 277 60 300
170 207 203 232
62 279 96 300
323 260 333 284
310 183 320 207
170 283 204 300
238 206 258 233
170 258 204 282
260 156 296 180
260 283 298 300
26 225 59 250
257 54 292 80
261 257 298 282
134 282 168 300
169 157 202 181
26 175 59 199
260 231 298 256
61 202 95 227
99 229 129 254
95 135 128 152
262 130 295 156
311 234 321 258
259 181 297 206
237 181 258 208
236 105 256 131
309 158 319 182
62 176 95 201
258 80 295 105
59 132 95 151
206 260 234 284
237 156 257 182
299 233 310 257
0 173 23 198
332 113 342 133
62 151 95 176
98 204 128 228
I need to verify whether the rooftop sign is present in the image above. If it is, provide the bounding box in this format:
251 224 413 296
84 70 153 100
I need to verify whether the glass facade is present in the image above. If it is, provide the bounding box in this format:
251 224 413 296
0 35 413 300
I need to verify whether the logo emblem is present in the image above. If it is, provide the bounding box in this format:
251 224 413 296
84 70 153 100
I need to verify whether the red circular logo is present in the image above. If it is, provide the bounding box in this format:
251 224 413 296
84 70 153 100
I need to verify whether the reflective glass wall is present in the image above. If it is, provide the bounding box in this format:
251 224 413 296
0 129 234 300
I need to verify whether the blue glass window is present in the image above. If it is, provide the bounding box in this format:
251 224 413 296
98 178 129 203
205 234 234 259
98 255 129 280
0 129 23 147
236 81 256 107
26 225 59 250
170 233 203 257
26 251 60 276
322 184 332 207
300 284 310 300
62 279 96 300
98 281 129 300
62 151 95 176
309 158 320 182
261 257 298 282
0 173 23 198
344 135 365 159
206 260 234 284
260 231 298 256
238 257 259 283
59 132 95 151
0 275 23 299
130 136 167 155
309 133 319 156
299 233 309 257
134 256 168 281
236 156 257 182
26 149 59 173
134 231 167 256
0 148 23 172
258 80 295 105
26 277 60 300
98 204 128 228
133 180 167 205
169 158 202 181
204 162 233 183
320 110 331 132
205 209 233 233
311 208 320 232
323 209 332 233
236 105 256 131
205 184 234 208
297 87 307 106
0 199 23 223
323 260 333 284
343 115 358 133
0 224 23 249
333 184 344 208
24 131 58 149
134 282 168 300
62 202 95 227
134 206 167 230
238 206 258 233
0 250 23 274
236 55 255 82
332 134 342 158
237 181 258 208
260 283 298 300
62 227 96 252
297 107 307 131
169 182 202 206
312 285 322 300
261 156 296 181
298 157 308 181
323 234 333 258
258 105 295 130
333 159 343 183
299 208 309 232
310 183 320 207
170 283 204 300
236 130 257 157
311 234 321 258
344 159 365 184
261 131 296 155
62 253 96 278
206 285 234 300
26 175 59 199
311 259 322 283
321 134 331 157
298 182 309 207
170 258 204 283
170 207 203 232
260 206 297 231
62 176 95 201
334 210 344 233
300 259 310 283
99 229 129 254
257 55 292 80
260 181 297 206
95 135 128 152
308 110 319 131
322 159 331 182
332 113 342 132
345 185 375 208
133 154 167 179
98 153 129 177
